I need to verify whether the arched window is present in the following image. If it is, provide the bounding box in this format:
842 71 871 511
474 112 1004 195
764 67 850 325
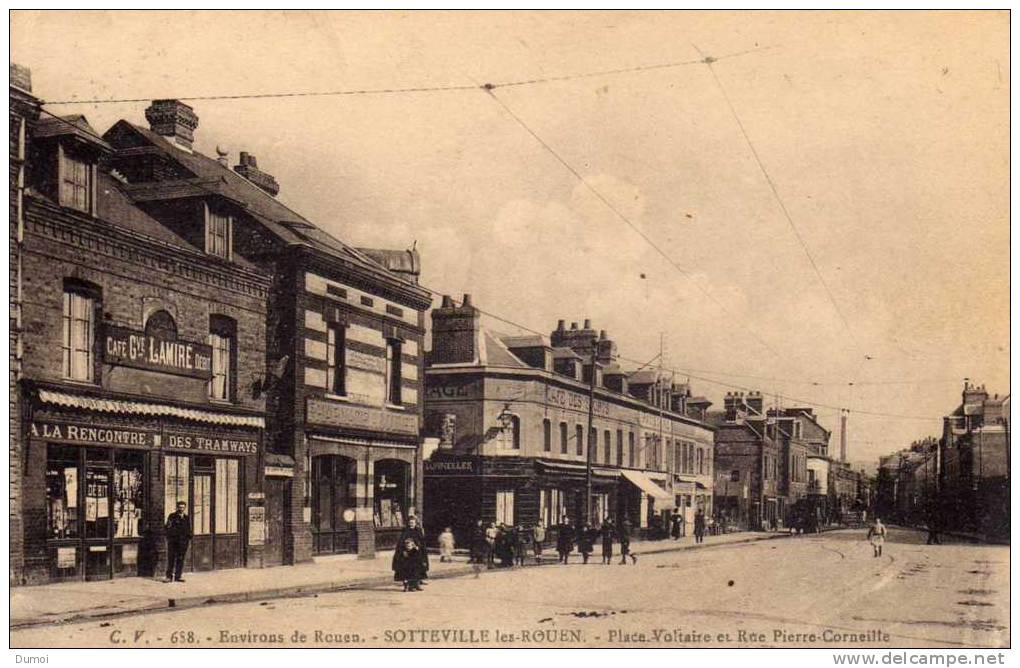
145 310 177 340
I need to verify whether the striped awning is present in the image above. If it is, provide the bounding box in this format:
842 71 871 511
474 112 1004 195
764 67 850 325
38 389 264 429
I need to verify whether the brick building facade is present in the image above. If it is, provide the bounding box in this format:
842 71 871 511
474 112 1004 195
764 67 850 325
423 300 715 545
11 71 272 584
10 68 430 584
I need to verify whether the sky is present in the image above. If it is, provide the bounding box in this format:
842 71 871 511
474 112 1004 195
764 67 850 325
11 10 1010 467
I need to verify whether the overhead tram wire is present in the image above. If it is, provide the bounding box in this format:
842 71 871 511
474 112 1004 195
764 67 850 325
36 94 943 423
695 45 866 365
480 86 791 366
43 45 776 106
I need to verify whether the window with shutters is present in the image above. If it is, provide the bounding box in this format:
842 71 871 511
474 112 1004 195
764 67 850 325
58 145 94 214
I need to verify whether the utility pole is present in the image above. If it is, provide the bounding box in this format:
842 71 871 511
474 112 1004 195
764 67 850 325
584 334 597 526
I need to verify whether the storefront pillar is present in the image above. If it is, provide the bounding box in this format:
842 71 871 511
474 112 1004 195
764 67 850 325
355 453 375 559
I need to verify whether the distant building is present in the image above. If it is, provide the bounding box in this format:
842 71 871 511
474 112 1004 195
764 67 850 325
940 383 1009 540
422 305 714 545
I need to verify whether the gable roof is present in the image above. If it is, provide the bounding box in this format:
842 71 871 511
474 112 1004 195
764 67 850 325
105 121 428 297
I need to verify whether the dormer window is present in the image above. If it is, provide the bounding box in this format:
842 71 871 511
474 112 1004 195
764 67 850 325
58 145 95 214
205 203 232 259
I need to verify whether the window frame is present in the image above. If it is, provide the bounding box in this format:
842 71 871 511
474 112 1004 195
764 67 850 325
385 337 403 406
208 315 236 402
57 143 96 215
61 282 99 383
326 321 347 397
204 203 233 260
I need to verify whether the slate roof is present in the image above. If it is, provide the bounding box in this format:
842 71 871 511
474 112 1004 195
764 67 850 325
106 121 427 295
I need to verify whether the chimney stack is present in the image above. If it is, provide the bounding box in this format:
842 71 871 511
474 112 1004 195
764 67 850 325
234 151 280 197
430 294 481 365
145 99 199 151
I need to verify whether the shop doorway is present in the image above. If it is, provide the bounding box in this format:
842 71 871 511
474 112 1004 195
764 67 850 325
163 454 242 572
311 455 358 555
264 477 290 566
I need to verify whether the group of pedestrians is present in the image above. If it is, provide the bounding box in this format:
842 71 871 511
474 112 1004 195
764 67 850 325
669 509 708 544
553 517 638 565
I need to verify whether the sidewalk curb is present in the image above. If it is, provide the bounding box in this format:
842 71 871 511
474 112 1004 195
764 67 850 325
10 532 790 631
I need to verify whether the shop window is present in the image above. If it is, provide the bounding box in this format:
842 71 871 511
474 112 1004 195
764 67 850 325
542 419 551 452
144 310 177 341
46 444 81 539
164 455 190 519
84 448 111 540
62 281 99 382
559 422 568 454
209 315 236 401
539 488 566 527
374 459 409 529
215 458 239 534
58 144 95 214
575 425 584 457
113 450 144 538
495 489 514 526
326 322 347 396
312 455 357 542
385 339 403 405
204 203 232 260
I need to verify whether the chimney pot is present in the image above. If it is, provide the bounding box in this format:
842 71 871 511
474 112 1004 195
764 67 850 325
10 63 32 92
583 319 591 329
145 99 198 150
570 322 578 330
441 295 455 308
461 293 472 307
216 145 228 166
599 329 607 340
557 319 565 331
233 151 279 196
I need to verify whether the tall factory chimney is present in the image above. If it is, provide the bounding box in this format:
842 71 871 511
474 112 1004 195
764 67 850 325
840 409 848 462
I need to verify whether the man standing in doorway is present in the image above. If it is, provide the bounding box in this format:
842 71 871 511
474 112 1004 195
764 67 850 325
165 501 192 583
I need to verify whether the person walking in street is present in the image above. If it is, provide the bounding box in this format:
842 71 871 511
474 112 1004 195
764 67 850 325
532 522 546 563
600 518 615 564
617 518 637 565
556 516 574 564
926 507 942 545
514 525 529 567
438 526 455 562
471 520 486 564
670 513 682 541
694 509 706 544
164 501 191 583
392 516 429 591
578 523 594 564
867 517 887 558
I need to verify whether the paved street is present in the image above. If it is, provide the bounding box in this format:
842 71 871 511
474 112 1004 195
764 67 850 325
10 528 1008 648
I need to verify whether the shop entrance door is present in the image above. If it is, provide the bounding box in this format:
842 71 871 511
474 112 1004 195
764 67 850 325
264 477 289 566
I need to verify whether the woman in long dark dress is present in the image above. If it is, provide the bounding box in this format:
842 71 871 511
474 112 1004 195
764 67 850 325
392 516 430 591
600 519 615 564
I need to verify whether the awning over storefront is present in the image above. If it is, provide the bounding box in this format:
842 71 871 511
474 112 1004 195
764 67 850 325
536 460 620 479
37 389 265 428
621 469 673 504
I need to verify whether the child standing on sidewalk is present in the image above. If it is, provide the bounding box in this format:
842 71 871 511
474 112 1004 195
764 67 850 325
438 526 455 563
